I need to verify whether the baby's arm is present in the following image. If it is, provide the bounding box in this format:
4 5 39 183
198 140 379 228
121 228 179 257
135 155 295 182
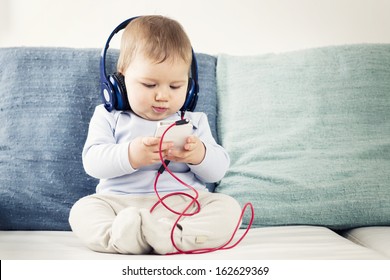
187 139 230 183
82 106 133 179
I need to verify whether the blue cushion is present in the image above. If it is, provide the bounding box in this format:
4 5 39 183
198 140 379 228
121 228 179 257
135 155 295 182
0 47 217 230
215 44 390 230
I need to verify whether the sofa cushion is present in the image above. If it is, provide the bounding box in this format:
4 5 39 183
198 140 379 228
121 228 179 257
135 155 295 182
342 227 390 258
0 226 387 259
215 44 390 230
0 47 217 230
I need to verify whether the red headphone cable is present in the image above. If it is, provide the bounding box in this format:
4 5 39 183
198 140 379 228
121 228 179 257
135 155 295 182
150 119 254 255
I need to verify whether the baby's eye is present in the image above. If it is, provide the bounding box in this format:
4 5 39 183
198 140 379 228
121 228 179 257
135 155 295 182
142 83 156 89
170 85 183 90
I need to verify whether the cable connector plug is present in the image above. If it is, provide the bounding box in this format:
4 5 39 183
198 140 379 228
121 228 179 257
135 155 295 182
158 160 170 174
175 119 190 126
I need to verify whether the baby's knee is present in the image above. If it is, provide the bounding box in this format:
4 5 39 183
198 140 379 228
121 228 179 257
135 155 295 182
214 193 242 216
68 195 96 227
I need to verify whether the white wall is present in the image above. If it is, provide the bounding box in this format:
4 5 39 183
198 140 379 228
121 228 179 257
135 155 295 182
1 0 390 55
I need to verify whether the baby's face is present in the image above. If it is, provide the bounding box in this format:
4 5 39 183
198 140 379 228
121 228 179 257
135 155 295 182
124 53 189 121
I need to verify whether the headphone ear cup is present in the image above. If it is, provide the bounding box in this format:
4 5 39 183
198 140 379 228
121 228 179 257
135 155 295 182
181 78 197 112
101 81 116 112
187 78 195 94
108 73 130 111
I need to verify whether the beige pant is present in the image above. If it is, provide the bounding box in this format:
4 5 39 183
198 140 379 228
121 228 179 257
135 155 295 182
69 191 242 255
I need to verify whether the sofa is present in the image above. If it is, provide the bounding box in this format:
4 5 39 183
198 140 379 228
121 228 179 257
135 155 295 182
0 45 389 260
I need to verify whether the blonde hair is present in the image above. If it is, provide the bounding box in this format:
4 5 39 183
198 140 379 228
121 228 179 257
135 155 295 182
117 15 193 73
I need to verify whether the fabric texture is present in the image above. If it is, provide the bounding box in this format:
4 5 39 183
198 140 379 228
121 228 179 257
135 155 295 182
0 47 217 230
342 227 390 258
1 226 386 260
215 44 390 230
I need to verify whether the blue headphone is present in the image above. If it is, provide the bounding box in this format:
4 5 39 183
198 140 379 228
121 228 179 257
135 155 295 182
100 17 199 113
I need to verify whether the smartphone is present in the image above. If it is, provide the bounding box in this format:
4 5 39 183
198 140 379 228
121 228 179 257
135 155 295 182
154 120 193 148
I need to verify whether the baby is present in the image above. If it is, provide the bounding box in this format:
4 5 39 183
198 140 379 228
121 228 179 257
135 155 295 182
69 15 242 255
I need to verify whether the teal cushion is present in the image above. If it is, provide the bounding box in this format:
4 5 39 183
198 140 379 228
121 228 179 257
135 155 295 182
215 44 390 230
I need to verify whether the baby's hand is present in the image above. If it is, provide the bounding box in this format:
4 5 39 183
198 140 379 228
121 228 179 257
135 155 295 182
128 137 173 169
166 135 206 165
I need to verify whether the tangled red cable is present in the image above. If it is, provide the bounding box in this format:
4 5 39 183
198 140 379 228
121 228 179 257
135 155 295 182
150 119 254 255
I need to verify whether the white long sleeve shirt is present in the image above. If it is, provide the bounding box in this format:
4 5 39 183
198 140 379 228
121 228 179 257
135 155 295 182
82 105 230 195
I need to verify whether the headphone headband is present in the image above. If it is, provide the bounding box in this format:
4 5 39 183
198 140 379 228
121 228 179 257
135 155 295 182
100 17 137 83
100 16 199 113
